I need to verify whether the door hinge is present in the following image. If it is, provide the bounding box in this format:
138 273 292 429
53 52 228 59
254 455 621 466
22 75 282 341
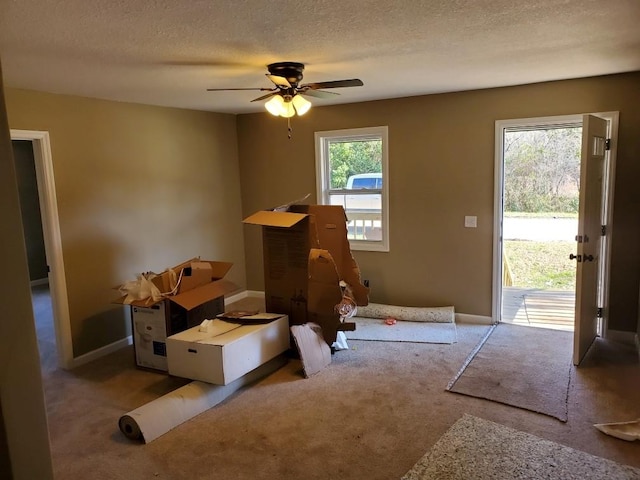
605 138 611 150
596 307 603 318
601 225 606 236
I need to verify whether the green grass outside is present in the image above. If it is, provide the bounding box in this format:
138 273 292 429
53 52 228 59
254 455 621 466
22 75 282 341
504 240 576 290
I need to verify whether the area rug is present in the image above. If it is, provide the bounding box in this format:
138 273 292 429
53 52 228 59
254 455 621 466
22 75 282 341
446 323 572 421
402 414 640 480
344 317 457 344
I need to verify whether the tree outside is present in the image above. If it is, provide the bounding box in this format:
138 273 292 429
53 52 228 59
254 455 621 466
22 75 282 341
504 127 581 214
329 139 382 188
503 127 581 290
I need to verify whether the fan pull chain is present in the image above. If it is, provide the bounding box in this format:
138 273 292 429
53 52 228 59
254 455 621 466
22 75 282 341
287 117 292 139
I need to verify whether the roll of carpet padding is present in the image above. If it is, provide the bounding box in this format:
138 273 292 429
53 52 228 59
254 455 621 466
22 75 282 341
355 303 455 323
119 356 286 443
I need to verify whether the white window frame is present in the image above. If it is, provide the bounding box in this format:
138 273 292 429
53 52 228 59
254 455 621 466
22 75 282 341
314 126 389 252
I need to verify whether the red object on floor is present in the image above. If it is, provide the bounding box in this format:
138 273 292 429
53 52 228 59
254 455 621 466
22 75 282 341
385 317 397 325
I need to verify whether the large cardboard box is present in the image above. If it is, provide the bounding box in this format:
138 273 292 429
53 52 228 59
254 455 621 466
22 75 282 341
244 204 369 345
114 258 238 371
166 315 290 385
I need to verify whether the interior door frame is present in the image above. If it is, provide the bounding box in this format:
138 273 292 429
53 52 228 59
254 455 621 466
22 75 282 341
11 129 73 369
492 112 619 335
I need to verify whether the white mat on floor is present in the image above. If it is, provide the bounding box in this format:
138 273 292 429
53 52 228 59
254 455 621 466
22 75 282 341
345 317 457 344
403 414 640 480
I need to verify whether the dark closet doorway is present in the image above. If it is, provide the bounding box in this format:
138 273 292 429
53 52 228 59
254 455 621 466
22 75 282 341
12 140 58 373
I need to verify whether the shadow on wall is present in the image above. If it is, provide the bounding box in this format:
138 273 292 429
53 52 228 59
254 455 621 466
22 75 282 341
77 307 130 358
63 233 132 358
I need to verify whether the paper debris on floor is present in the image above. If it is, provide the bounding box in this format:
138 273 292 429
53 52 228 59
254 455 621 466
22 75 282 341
290 323 332 377
594 419 640 441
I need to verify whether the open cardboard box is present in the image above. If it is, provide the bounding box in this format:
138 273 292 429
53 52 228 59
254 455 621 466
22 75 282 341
113 258 239 370
244 204 369 345
114 258 238 309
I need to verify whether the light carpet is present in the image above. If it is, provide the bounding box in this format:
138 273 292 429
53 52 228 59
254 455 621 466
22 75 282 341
446 323 572 421
345 317 457 344
402 414 640 480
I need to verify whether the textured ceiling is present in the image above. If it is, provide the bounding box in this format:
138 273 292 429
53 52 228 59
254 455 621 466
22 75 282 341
1 0 639 114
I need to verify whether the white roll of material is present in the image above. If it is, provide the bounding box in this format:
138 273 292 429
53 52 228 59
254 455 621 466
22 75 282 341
119 356 286 443
355 303 455 323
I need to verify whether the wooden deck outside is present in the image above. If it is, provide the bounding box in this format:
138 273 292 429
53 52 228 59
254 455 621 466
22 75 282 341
501 287 575 331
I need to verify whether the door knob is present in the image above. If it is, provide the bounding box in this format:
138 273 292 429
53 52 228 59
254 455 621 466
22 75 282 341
584 254 594 262
569 253 582 262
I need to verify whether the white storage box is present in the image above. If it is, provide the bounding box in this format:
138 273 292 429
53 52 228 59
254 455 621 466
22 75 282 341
166 315 290 385
132 304 169 371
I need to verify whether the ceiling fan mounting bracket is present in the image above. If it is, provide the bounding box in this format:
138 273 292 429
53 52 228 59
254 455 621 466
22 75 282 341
267 62 305 86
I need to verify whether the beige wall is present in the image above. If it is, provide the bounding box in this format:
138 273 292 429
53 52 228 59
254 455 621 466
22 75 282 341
6 89 246 356
0 62 54 479
238 72 640 332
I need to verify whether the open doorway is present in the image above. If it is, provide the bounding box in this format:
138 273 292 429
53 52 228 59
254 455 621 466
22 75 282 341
501 125 581 331
493 113 618 345
12 139 59 373
10 129 73 370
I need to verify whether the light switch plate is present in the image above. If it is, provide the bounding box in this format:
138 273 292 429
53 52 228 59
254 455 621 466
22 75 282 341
464 216 477 228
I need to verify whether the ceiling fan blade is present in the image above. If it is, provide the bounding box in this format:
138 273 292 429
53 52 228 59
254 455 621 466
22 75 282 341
206 87 273 91
250 92 279 102
302 79 364 90
266 74 292 88
300 89 340 99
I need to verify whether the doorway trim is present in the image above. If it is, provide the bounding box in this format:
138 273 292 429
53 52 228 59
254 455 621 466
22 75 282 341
11 129 73 369
492 112 619 335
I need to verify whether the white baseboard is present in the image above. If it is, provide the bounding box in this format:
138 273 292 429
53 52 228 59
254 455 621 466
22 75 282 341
605 329 636 346
225 289 264 304
70 290 267 369
71 335 132 369
226 292 490 327
455 313 493 325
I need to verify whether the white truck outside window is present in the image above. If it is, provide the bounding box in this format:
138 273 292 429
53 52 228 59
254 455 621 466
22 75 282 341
314 126 389 252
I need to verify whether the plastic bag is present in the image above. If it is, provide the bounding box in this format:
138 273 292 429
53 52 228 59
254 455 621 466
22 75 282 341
120 273 163 305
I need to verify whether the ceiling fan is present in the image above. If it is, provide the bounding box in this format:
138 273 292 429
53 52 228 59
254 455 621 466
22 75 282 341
206 61 364 118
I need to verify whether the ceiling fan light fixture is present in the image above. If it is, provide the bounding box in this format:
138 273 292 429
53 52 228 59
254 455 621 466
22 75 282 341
292 94 311 116
280 99 296 118
265 95 285 116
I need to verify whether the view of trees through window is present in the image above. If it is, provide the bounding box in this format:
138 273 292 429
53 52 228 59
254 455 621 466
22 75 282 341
328 139 382 189
504 127 581 213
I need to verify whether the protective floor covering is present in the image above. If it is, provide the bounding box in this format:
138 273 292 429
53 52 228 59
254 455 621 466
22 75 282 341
446 323 572 421
345 317 457 344
402 414 640 480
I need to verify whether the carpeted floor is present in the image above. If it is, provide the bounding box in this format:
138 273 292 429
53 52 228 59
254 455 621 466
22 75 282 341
31 288 640 479
447 323 573 421
402 414 640 479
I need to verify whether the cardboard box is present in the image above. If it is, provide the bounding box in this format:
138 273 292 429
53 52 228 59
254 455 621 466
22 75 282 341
131 303 170 371
244 204 369 345
114 258 238 371
128 296 226 371
178 261 214 293
166 315 290 385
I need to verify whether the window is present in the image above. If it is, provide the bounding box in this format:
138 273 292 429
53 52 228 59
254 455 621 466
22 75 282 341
315 126 389 252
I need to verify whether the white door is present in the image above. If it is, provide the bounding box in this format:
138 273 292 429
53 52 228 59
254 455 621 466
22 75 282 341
573 115 608 365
